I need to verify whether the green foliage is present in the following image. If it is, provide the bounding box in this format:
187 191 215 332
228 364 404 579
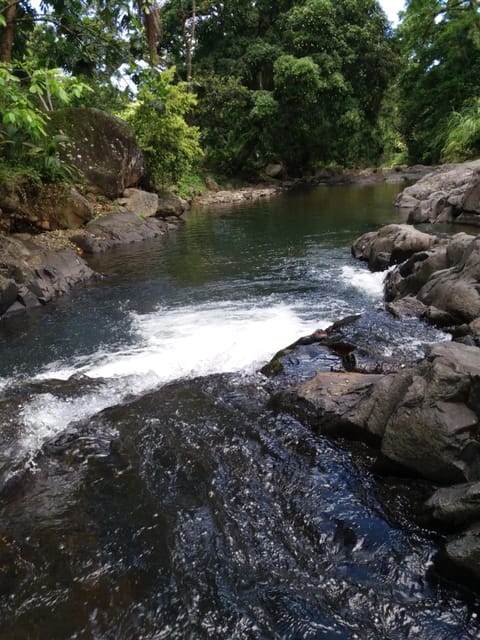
397 0 480 163
164 0 396 174
176 172 207 199
124 67 203 187
0 63 48 160
442 97 480 162
194 73 253 173
0 62 90 180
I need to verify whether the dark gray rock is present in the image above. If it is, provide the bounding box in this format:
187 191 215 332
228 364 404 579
0 275 18 316
273 370 386 438
352 224 438 272
272 338 480 485
156 191 189 218
49 108 146 198
444 524 480 580
0 234 94 317
396 160 480 225
380 342 480 483
386 296 428 319
70 211 168 254
426 483 480 528
365 230 480 326
415 236 480 323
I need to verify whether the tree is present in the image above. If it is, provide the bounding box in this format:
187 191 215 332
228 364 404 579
0 0 163 72
397 0 480 163
176 0 396 173
124 67 203 185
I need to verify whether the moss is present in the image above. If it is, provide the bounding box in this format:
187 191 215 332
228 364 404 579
260 349 288 377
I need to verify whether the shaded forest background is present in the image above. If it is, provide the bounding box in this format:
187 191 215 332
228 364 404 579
1 0 479 190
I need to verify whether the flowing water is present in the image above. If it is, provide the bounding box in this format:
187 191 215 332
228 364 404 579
0 184 478 639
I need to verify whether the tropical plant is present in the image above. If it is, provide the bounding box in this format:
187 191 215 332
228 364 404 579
442 97 480 161
124 67 203 186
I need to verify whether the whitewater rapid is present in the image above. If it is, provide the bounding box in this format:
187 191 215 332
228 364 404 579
9 263 387 457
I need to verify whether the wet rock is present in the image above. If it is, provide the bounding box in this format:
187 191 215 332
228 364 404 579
444 524 480 581
263 311 446 387
426 483 480 528
49 107 146 198
0 275 18 316
70 211 168 254
352 224 438 272
396 160 480 225
355 228 480 327
272 370 400 440
380 342 480 484
270 333 480 485
386 296 428 319
0 233 94 317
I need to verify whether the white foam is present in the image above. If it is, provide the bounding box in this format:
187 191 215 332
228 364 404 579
19 301 320 453
340 265 388 300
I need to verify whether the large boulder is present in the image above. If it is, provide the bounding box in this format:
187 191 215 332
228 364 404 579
272 340 480 484
351 224 438 271
49 108 146 198
416 236 480 323
0 234 93 317
395 160 480 225
380 342 480 483
273 369 407 441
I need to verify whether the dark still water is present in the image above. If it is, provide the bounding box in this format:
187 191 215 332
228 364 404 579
0 184 478 639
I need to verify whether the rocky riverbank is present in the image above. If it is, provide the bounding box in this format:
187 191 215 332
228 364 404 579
263 159 480 588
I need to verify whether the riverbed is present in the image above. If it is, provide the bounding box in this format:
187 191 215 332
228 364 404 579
0 184 479 638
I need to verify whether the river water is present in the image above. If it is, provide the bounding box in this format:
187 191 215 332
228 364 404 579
0 184 479 639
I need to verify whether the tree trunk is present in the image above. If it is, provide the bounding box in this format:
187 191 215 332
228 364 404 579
186 0 196 82
0 1 17 63
137 0 162 65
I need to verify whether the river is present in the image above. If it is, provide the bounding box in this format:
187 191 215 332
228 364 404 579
0 184 478 639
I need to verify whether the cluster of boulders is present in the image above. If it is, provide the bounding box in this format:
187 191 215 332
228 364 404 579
396 159 480 226
268 160 480 586
352 223 480 344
